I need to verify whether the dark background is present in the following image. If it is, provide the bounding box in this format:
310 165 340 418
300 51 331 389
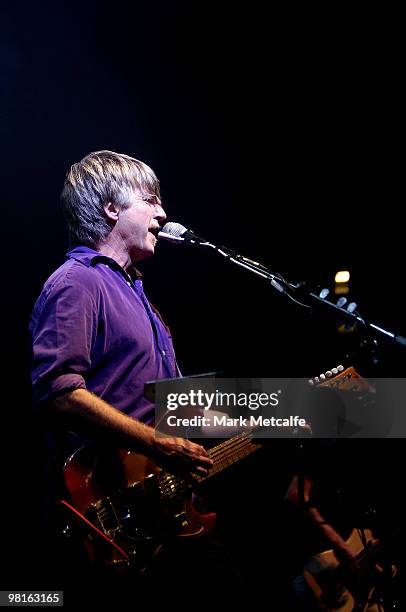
2 1 405 606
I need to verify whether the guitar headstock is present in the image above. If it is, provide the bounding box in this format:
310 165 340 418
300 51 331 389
308 365 372 392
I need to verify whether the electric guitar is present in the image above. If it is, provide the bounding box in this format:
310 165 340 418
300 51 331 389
301 527 397 611
61 429 262 572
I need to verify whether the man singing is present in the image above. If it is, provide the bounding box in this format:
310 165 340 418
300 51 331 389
30 150 212 475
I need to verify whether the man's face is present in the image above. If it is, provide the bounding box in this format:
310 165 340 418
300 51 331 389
117 189 166 262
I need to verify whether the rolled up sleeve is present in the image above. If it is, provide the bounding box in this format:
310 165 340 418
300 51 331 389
30 275 98 408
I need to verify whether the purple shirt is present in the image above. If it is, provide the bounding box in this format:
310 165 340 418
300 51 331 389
30 246 178 424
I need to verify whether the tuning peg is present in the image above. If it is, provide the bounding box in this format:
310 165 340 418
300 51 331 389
331 367 338 375
336 297 347 308
319 288 329 299
319 373 326 381
325 371 332 378
337 365 344 372
347 302 357 313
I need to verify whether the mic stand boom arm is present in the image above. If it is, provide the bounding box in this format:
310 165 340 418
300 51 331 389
197 241 291 294
193 239 406 349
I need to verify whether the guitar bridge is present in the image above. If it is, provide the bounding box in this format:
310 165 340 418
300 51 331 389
88 497 122 539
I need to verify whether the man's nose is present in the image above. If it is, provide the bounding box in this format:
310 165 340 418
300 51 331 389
154 205 166 224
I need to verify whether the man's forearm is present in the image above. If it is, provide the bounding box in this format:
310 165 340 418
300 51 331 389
285 475 354 556
52 388 155 452
51 388 213 474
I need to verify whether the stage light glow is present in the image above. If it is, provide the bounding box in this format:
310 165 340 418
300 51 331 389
335 270 350 283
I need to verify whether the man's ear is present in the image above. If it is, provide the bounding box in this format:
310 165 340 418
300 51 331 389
103 201 120 222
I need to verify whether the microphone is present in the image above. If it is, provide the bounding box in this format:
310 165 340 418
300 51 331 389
158 222 207 244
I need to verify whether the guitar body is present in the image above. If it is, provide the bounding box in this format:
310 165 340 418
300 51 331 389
62 445 216 571
303 528 394 611
61 427 260 572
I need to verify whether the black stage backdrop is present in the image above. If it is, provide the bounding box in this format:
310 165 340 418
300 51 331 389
2 1 405 606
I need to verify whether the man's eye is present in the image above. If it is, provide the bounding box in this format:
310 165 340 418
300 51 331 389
143 196 161 208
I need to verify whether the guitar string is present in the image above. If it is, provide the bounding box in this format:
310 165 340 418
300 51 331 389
158 436 256 494
160 435 258 493
197 436 259 481
208 434 256 465
209 433 254 461
207 444 257 477
353 537 392 576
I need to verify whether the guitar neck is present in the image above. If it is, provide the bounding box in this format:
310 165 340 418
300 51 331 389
196 432 262 483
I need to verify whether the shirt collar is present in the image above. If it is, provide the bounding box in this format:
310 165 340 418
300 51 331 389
67 246 142 280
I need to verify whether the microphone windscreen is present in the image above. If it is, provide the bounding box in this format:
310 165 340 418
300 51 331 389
160 222 188 238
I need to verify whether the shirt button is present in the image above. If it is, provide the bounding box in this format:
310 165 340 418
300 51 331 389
162 350 166 356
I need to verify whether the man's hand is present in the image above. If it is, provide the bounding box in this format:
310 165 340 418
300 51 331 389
153 436 213 477
52 390 213 476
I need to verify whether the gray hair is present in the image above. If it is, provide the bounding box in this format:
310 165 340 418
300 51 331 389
61 150 160 246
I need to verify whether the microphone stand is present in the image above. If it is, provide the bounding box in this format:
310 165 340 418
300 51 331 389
189 238 406 350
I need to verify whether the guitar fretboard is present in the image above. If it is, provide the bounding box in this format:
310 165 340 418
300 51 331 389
196 432 262 483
